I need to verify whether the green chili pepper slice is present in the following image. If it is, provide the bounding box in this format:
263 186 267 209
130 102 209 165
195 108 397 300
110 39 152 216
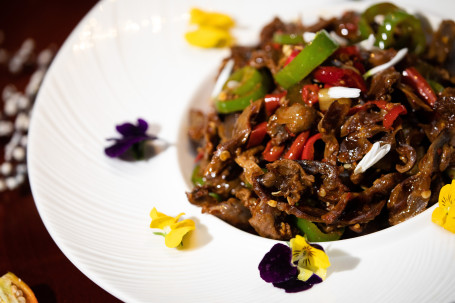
295 218 344 242
215 66 270 114
428 79 444 94
375 10 426 54
362 2 400 24
274 30 339 89
191 164 204 186
273 32 305 45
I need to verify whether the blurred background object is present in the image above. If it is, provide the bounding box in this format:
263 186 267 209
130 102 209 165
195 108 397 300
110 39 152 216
0 1 123 302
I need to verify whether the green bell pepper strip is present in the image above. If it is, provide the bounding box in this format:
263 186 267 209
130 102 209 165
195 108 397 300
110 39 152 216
215 66 271 114
215 82 268 113
273 32 305 45
295 218 344 242
274 30 339 89
225 65 263 96
375 10 426 54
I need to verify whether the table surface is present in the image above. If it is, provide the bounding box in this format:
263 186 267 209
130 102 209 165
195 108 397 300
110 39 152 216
0 1 123 302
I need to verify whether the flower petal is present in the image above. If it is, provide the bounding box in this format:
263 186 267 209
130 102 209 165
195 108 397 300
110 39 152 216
309 247 331 269
104 136 148 158
272 278 313 293
258 243 298 284
443 206 455 233
432 206 447 227
149 208 178 229
165 220 196 248
185 26 233 48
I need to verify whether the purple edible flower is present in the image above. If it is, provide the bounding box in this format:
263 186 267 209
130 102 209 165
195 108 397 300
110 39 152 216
258 243 323 293
258 243 297 283
105 118 157 159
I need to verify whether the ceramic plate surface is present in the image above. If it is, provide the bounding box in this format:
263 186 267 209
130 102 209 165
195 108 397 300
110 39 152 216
28 0 455 302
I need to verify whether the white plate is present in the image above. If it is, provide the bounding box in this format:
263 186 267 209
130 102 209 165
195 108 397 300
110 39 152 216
28 0 455 302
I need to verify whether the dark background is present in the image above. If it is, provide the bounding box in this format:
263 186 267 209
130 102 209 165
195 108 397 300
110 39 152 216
0 1 123 302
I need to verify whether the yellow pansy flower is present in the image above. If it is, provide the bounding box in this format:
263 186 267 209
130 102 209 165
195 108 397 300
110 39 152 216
432 180 455 233
185 8 235 48
150 207 195 248
290 235 331 281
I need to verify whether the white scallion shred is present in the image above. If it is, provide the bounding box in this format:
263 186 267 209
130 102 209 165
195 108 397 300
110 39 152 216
303 32 316 43
358 34 376 51
354 142 391 174
327 86 361 99
363 48 408 79
211 59 234 98
329 31 348 46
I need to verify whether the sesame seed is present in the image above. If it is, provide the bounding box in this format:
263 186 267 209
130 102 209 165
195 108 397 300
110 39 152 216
12 146 25 161
0 120 13 136
5 176 18 190
0 162 12 175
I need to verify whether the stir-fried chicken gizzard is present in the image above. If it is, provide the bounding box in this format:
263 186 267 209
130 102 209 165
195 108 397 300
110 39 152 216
186 2 455 241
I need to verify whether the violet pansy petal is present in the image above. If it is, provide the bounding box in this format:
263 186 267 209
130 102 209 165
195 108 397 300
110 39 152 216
306 273 323 285
104 136 147 158
136 118 149 133
273 279 313 293
116 122 138 136
258 243 298 284
105 140 131 158
310 243 324 252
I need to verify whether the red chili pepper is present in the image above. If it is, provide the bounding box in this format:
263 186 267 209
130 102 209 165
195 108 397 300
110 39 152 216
383 104 407 129
263 141 285 162
246 122 268 149
301 133 322 160
264 92 286 116
284 131 310 160
194 149 204 163
402 67 437 107
313 66 344 84
336 45 360 58
301 84 319 106
348 100 389 115
313 66 367 92
284 49 301 66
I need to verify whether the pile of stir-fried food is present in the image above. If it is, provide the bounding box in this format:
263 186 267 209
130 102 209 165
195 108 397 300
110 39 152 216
186 2 455 241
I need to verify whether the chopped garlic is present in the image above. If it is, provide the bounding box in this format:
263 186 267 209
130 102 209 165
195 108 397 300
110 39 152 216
364 48 408 78
354 142 391 174
327 86 361 99
211 59 234 98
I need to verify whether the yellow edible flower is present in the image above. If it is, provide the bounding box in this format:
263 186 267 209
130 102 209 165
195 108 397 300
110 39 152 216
185 8 235 48
150 207 195 248
290 235 331 281
189 8 235 30
432 180 455 233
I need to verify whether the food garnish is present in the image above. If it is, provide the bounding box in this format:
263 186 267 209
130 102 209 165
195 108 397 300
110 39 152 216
432 180 455 233
258 235 330 293
185 8 235 48
104 118 157 160
149 207 195 248
0 272 37 303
